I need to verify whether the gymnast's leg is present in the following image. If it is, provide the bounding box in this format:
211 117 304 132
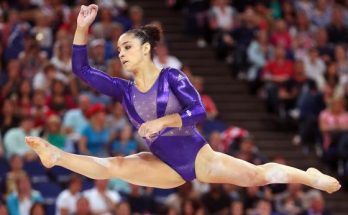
25 136 185 188
195 144 341 193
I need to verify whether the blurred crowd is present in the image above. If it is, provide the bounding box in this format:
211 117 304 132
0 0 344 214
173 0 348 193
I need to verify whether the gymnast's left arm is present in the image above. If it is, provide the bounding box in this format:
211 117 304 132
166 68 207 127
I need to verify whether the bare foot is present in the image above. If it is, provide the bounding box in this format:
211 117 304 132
25 136 61 168
307 167 341 193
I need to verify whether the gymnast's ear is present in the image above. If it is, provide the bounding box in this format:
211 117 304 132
142 42 151 56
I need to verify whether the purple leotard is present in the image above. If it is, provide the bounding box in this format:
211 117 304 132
72 45 207 181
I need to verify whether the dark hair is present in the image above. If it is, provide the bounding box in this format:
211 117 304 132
126 24 162 58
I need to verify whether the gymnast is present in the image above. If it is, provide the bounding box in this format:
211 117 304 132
26 4 340 193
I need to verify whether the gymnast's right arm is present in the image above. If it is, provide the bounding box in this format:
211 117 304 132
72 4 126 101
72 45 126 101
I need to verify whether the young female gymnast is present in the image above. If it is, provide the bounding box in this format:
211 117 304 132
26 4 340 193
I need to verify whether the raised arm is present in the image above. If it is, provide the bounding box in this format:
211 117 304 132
72 4 127 101
73 4 97 45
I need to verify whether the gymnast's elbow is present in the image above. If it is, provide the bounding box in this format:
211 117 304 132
196 105 207 122
183 104 206 126
72 62 91 77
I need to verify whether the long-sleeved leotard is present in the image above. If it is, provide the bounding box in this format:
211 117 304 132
72 45 207 181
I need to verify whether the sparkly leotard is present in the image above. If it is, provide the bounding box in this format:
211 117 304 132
72 45 207 181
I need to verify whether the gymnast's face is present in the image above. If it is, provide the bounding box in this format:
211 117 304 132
117 33 151 72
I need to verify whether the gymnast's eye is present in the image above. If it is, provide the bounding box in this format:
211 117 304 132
125 45 131 50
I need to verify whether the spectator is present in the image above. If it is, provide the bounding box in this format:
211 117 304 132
201 184 230 214
233 136 266 165
292 80 326 148
263 45 294 113
242 186 267 211
89 39 107 72
106 58 125 79
274 184 305 215
290 11 316 60
51 38 73 76
129 5 145 30
104 24 124 61
192 76 218 120
17 79 33 117
310 0 333 28
181 198 203 215
56 174 82 215
42 114 71 151
303 48 326 91
46 79 76 116
278 60 309 121
270 19 292 49
3 116 39 160
219 8 258 74
281 1 296 26
230 200 244 215
18 34 48 80
106 102 130 142
208 0 236 34
247 30 273 92
62 94 90 142
111 125 137 156
1 60 22 99
31 12 53 55
0 99 20 139
249 198 280 215
83 179 121 215
126 184 157 214
13 0 39 23
92 7 119 39
221 125 249 152
326 6 348 44
29 202 46 215
79 103 110 156
74 196 92 215
32 64 57 93
6 174 43 215
115 201 131 215
208 131 225 153
300 190 331 215
154 42 182 70
0 200 8 215
334 45 348 85
2 10 30 61
344 82 348 109
165 182 198 214
319 96 348 169
315 28 334 63
5 155 26 195
322 62 341 106
30 89 51 128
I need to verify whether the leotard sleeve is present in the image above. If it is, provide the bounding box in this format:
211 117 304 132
72 44 128 102
167 68 206 127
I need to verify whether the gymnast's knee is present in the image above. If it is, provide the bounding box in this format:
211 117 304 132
241 165 266 187
257 162 289 185
107 156 125 178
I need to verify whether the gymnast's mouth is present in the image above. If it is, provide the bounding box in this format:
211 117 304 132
122 60 129 65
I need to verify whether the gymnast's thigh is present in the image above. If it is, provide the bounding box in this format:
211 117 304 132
109 152 186 189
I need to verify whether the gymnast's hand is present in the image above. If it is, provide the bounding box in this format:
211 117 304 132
138 119 165 139
77 4 98 29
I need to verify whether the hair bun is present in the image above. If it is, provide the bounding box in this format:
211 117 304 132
142 24 162 44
